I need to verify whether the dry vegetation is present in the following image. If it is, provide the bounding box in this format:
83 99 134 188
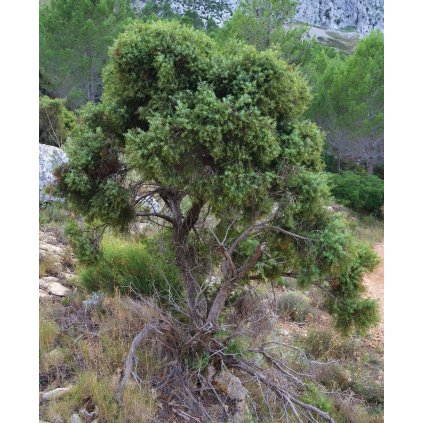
39 206 384 422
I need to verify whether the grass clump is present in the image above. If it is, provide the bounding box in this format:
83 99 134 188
277 292 315 323
301 383 333 414
296 327 361 361
46 372 156 423
39 252 62 277
349 213 384 245
78 235 182 298
40 320 59 355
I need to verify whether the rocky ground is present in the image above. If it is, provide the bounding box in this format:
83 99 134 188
39 226 75 298
39 209 384 422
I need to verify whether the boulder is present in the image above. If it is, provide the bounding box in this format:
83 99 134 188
39 144 68 203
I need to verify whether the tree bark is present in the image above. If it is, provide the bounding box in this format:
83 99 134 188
367 157 374 174
168 195 207 328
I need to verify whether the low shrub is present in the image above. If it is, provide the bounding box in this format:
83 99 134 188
330 171 384 217
39 95 76 146
78 235 182 298
296 327 361 361
39 202 68 225
351 379 384 405
277 292 314 322
317 363 351 391
64 220 101 265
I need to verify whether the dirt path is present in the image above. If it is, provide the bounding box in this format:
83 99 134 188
363 242 384 347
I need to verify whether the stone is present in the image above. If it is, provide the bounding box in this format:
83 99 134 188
70 414 82 423
213 370 248 401
39 277 70 296
39 289 50 298
42 386 73 401
39 143 68 203
39 242 64 255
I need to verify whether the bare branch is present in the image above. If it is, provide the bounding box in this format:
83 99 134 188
136 212 175 225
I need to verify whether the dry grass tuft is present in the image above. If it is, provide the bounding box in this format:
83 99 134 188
40 320 59 356
39 252 62 277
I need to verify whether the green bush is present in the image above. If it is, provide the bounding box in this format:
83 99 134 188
39 95 76 146
330 171 384 216
64 220 101 265
277 292 314 322
78 235 182 298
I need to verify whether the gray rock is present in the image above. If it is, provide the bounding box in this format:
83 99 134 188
42 386 73 401
70 414 82 423
132 1 383 34
39 144 68 203
39 277 70 296
39 288 50 299
213 370 248 401
296 0 384 34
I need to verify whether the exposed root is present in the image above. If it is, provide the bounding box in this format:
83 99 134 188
115 298 335 422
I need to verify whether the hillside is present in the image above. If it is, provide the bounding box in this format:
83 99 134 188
133 0 384 33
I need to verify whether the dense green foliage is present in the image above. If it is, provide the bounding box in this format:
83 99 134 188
78 235 182 297
40 0 134 107
39 96 76 146
308 32 384 173
64 220 101 265
55 21 378 333
330 171 384 216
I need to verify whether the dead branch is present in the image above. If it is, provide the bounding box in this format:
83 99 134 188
114 321 161 402
228 359 335 423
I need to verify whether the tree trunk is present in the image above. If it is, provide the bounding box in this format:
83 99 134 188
367 158 374 174
168 197 207 329
336 149 341 173
173 235 207 328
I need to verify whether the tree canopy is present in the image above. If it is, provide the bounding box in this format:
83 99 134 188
56 21 379 334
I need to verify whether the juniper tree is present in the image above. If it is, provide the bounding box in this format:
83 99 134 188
55 21 379 420
57 20 378 333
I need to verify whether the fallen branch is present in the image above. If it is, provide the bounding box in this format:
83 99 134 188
228 359 335 423
114 321 161 402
